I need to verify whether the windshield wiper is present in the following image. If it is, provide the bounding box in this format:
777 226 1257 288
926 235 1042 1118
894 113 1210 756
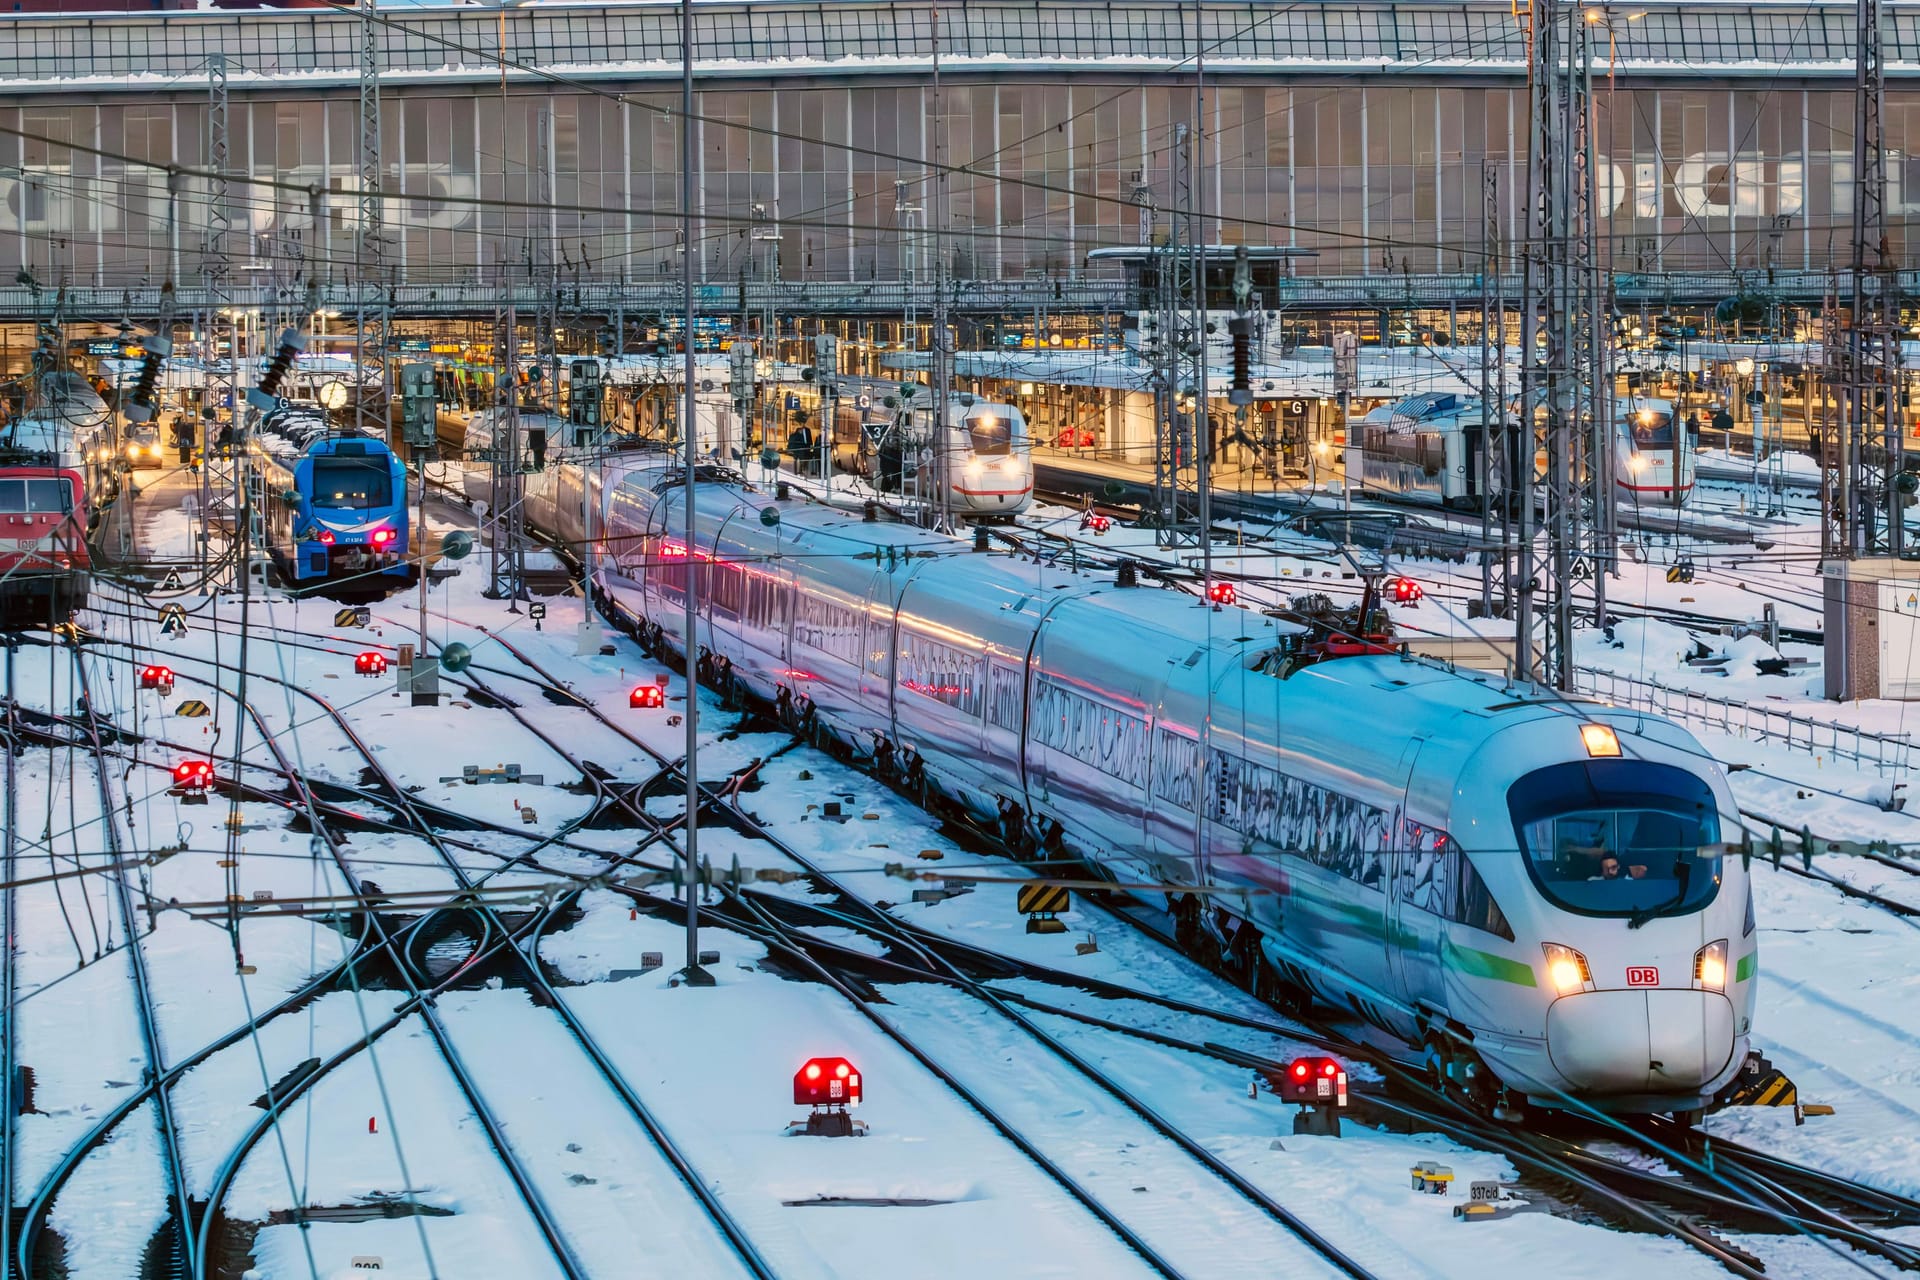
1627 858 1690 930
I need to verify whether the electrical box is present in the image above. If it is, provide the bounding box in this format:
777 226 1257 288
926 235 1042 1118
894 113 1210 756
400 362 437 449
568 357 603 446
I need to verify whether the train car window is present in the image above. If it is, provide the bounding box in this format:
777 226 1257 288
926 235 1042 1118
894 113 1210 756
1509 760 1722 919
898 631 982 717
26 479 72 514
1210 750 1389 882
793 593 862 667
1032 676 1147 788
311 458 393 509
0 479 69 514
1152 730 1200 810
987 663 1024 732
1452 853 1515 941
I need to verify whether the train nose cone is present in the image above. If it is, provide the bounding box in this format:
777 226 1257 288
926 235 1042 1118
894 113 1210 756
1546 990 1737 1094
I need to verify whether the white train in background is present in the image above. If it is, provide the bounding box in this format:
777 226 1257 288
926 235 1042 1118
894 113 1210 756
514 447 1757 1122
1352 392 1694 509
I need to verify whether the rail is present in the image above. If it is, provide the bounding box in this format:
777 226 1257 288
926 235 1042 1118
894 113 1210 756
1572 666 1916 776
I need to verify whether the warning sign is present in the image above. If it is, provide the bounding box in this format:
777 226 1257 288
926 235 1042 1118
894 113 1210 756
158 603 189 637
1015 882 1070 916
162 569 183 590
175 700 211 718
335 607 369 628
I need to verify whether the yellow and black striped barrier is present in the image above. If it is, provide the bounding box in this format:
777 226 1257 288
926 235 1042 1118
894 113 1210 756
175 700 211 718
1017 881 1070 934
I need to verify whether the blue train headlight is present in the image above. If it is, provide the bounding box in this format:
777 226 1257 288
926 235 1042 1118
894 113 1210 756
1694 939 1728 992
1542 942 1594 995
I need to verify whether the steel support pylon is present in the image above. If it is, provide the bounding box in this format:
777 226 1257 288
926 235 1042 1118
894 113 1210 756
1517 0 1613 692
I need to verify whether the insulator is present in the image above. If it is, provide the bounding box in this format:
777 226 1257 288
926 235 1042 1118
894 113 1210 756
256 327 307 400
125 334 172 424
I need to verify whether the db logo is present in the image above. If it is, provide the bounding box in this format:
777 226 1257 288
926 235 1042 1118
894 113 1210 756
1625 966 1659 987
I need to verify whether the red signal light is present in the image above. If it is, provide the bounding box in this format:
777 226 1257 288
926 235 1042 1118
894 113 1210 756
1277 1056 1348 1107
1207 580 1237 607
794 1057 862 1108
141 664 174 690
355 651 389 676
172 759 214 789
1391 576 1423 606
630 684 665 709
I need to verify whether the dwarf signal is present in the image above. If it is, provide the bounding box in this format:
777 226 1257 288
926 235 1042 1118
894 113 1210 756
630 684 665 709
355 651 390 677
141 664 175 693
788 1056 867 1137
1276 1055 1347 1138
171 759 215 805
1206 580 1237 607
1390 577 1424 606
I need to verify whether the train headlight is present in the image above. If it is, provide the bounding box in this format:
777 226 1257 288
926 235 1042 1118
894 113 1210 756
1626 454 1650 475
1694 939 1728 992
1579 723 1621 757
1542 943 1594 995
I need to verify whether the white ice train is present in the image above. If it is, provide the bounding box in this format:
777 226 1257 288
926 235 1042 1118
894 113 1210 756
1353 392 1694 510
940 398 1034 518
527 450 1756 1119
1615 396 1695 504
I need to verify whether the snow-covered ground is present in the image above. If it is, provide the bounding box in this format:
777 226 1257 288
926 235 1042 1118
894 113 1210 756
8 461 1915 1278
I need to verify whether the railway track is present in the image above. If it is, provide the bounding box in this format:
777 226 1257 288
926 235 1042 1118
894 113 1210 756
60 622 770 1279
75 532 1920 1275
437 630 1376 1280
65 648 199 1279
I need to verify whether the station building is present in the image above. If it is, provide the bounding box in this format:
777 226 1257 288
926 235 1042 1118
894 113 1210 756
0 0 1916 327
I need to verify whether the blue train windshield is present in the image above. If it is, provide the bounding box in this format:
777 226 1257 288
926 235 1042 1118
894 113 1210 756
311 457 393 510
1509 760 1721 920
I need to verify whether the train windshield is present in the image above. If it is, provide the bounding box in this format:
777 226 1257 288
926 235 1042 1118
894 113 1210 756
1509 760 1722 919
0 478 73 514
311 457 393 509
1626 408 1676 447
967 410 1018 457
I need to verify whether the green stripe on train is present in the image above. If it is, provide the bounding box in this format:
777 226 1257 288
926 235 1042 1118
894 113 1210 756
1736 952 1756 984
1445 939 1537 988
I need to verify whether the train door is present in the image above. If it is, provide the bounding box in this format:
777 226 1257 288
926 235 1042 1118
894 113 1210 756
1387 739 1448 1028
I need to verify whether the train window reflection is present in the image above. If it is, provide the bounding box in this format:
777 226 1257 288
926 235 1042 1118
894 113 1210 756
311 458 393 509
967 413 1013 457
0 479 72 514
1628 410 1676 447
1510 761 1722 919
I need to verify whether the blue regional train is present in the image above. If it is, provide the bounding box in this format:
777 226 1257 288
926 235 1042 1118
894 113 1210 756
259 434 412 592
520 449 1755 1122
